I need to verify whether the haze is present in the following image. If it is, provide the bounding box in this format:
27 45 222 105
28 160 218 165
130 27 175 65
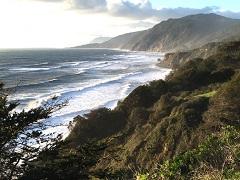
0 0 240 48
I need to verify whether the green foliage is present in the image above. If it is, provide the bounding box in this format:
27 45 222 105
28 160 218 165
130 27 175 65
67 108 126 145
0 84 66 179
119 80 168 114
8 41 240 179
167 53 238 91
136 173 149 180
147 125 240 179
195 90 216 98
21 140 107 180
205 72 240 126
172 96 209 128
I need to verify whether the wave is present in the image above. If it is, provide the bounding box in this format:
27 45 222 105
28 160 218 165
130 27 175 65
9 67 51 72
19 68 169 115
13 57 30 60
12 78 60 90
8 61 90 73
58 61 89 67
23 62 49 67
5 49 170 138
50 71 142 100
41 72 162 132
22 71 141 112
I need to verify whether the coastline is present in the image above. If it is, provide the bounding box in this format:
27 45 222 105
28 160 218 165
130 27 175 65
3 49 171 139
64 41 240 178
49 57 172 139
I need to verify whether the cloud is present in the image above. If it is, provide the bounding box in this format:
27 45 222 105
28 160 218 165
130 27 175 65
105 1 222 21
111 1 240 20
217 10 240 19
33 0 64 2
31 0 107 11
127 20 156 29
69 0 107 11
71 0 240 20
152 7 219 21
31 0 240 20
107 0 153 19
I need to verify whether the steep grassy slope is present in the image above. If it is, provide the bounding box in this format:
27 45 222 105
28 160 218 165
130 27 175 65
159 41 240 68
141 73 240 179
77 14 240 52
23 41 240 179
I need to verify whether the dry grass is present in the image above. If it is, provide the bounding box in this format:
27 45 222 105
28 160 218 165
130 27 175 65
191 164 224 180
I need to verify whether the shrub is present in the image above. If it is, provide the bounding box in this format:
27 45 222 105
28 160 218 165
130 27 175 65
67 108 126 145
148 125 240 179
0 84 66 179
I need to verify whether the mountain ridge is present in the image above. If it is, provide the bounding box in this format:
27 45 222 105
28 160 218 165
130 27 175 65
90 37 112 44
75 13 240 52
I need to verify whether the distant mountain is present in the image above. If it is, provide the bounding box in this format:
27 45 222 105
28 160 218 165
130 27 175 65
90 37 112 44
74 43 100 49
76 13 240 52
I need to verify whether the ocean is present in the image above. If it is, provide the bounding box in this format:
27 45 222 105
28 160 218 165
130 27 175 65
0 48 171 137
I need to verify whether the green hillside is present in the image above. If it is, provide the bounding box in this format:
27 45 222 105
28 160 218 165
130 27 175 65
21 40 240 179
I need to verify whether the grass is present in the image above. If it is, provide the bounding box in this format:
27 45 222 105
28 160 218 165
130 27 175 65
195 90 217 98
136 174 149 180
136 125 240 180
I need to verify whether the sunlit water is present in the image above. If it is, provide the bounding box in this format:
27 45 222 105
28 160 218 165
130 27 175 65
0 48 170 137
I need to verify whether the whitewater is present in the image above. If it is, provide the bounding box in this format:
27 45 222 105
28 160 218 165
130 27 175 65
0 48 171 137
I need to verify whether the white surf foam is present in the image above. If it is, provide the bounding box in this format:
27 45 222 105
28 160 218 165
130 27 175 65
10 67 50 72
10 51 170 139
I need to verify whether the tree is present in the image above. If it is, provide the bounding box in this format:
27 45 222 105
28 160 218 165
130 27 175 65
0 83 67 179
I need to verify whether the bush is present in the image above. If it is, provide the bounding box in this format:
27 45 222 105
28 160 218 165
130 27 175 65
146 125 240 179
0 84 66 179
67 108 126 145
21 140 107 180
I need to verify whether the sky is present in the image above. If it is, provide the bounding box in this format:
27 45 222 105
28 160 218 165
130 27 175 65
0 0 240 48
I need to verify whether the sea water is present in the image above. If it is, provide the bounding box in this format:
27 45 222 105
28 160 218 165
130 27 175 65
0 48 171 137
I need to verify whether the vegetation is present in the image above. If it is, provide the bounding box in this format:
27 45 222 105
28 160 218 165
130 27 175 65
160 40 240 69
21 140 107 180
1 40 240 179
144 125 240 179
0 83 66 179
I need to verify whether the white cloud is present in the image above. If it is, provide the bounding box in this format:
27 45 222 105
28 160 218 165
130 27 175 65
0 0 144 48
68 0 107 11
30 0 240 20
104 1 238 21
107 0 153 19
1 0 240 48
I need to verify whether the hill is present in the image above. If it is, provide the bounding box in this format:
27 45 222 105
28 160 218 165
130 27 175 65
77 13 240 52
73 37 113 48
22 40 240 179
159 41 240 68
89 37 112 44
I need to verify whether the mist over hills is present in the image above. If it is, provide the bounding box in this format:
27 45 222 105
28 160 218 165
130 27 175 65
90 37 112 44
76 13 240 52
